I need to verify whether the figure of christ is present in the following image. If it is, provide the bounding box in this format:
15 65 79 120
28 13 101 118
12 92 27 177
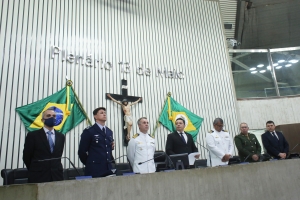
107 94 142 141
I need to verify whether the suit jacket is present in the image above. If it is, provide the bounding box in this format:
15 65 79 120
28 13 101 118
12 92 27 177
23 128 65 183
78 124 114 177
165 131 198 155
262 131 289 159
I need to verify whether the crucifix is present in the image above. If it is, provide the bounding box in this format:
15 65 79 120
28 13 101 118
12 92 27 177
106 79 142 146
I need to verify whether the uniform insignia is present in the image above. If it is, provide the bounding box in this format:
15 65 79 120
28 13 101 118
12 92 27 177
148 134 155 139
208 130 214 133
85 126 91 130
132 133 139 139
223 130 228 132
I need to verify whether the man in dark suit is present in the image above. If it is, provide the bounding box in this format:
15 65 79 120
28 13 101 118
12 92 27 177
165 118 199 157
78 107 115 177
23 108 65 183
262 121 289 159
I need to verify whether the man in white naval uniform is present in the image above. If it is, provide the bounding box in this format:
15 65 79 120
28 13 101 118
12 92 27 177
127 117 156 174
206 118 234 167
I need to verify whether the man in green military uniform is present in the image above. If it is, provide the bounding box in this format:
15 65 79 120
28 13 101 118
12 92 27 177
234 123 262 162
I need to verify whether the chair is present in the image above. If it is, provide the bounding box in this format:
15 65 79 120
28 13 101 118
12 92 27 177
63 168 85 180
194 159 207 168
288 153 300 159
154 151 168 172
228 156 241 165
115 163 133 176
1 168 28 185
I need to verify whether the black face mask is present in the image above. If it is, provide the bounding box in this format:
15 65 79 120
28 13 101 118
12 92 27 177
44 117 56 127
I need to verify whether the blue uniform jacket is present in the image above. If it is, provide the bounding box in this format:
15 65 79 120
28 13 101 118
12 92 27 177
78 124 114 177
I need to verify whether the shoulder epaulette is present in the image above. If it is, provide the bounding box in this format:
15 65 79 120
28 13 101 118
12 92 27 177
208 130 214 133
132 133 139 139
148 134 155 139
84 126 91 130
223 130 228 132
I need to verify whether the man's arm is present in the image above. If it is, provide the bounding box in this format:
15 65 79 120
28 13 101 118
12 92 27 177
127 139 136 166
107 94 122 105
281 133 289 154
78 129 91 165
129 98 142 106
165 134 176 155
23 132 35 169
261 134 280 157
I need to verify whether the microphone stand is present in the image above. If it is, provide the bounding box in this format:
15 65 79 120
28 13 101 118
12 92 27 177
138 153 166 165
37 156 80 176
108 155 127 163
290 143 299 152
195 141 212 167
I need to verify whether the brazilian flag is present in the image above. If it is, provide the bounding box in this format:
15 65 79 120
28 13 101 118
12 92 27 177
159 96 204 140
16 85 86 134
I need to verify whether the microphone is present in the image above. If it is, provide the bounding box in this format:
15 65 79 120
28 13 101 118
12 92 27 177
36 156 80 176
138 153 166 165
195 141 212 167
108 155 127 163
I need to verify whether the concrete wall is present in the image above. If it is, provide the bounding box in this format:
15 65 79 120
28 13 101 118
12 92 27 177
237 96 300 129
1 159 300 200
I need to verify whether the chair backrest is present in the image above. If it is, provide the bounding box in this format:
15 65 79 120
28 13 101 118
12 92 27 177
64 168 85 180
194 159 207 168
154 151 168 172
115 163 132 176
1 168 28 185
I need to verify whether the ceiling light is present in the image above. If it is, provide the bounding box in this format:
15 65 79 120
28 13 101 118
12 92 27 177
259 70 266 73
249 67 256 71
278 60 285 63
276 66 282 69
251 71 257 74
285 64 292 67
267 66 271 70
273 63 278 66
257 64 264 68
289 59 299 64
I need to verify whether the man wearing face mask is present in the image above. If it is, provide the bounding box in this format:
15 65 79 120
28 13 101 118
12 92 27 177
23 107 65 183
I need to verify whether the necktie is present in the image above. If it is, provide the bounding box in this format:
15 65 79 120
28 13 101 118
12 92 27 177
102 127 105 133
273 132 279 140
47 131 54 153
180 133 186 144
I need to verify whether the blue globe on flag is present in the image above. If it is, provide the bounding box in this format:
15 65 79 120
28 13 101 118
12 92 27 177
49 106 64 126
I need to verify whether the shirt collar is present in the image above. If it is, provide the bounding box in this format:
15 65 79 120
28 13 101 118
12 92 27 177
96 122 106 130
43 127 54 134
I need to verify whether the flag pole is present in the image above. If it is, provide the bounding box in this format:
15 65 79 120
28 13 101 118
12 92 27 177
66 80 92 126
151 92 171 137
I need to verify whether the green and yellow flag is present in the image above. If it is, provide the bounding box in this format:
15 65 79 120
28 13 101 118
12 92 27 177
16 85 86 134
158 96 204 140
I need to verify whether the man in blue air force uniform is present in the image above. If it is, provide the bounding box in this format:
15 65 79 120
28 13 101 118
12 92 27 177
78 107 115 177
127 117 156 174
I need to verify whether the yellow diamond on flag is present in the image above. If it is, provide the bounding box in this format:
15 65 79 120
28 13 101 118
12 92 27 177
172 112 196 132
29 102 73 130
